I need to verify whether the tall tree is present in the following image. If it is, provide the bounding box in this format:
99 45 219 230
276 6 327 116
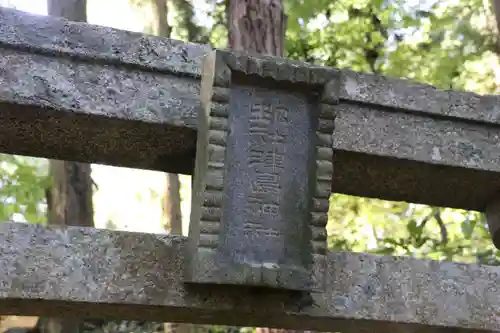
163 173 182 234
148 0 184 239
149 3 188 333
47 0 86 20
46 0 93 229
39 0 94 332
228 0 286 55
152 0 170 37
170 0 209 43
226 2 291 333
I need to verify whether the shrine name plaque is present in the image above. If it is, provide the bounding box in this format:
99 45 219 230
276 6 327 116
184 50 339 292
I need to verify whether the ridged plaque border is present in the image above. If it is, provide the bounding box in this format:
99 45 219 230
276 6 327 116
184 49 339 292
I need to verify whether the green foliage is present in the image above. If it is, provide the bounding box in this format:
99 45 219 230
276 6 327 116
0 154 49 224
283 0 500 264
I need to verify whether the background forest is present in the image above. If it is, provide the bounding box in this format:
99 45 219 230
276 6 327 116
0 0 499 331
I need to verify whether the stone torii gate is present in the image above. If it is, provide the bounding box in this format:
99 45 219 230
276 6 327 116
0 6 499 333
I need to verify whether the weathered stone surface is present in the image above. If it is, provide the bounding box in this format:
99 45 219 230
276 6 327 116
2 7 500 211
339 69 500 125
333 103 500 210
0 7 209 77
185 50 336 291
0 222 499 333
335 104 500 171
0 7 208 173
0 40 201 173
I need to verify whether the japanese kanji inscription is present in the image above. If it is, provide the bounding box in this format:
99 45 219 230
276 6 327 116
185 50 339 291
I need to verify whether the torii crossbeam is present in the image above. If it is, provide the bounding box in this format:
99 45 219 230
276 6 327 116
0 7 499 333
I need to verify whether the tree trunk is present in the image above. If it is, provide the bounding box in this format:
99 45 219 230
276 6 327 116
46 1 92 227
164 173 182 234
47 161 93 227
47 0 86 20
152 0 170 37
40 1 93 333
228 0 287 56
492 0 500 35
163 173 186 333
150 2 187 332
150 0 184 239
227 3 299 333
171 0 208 43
